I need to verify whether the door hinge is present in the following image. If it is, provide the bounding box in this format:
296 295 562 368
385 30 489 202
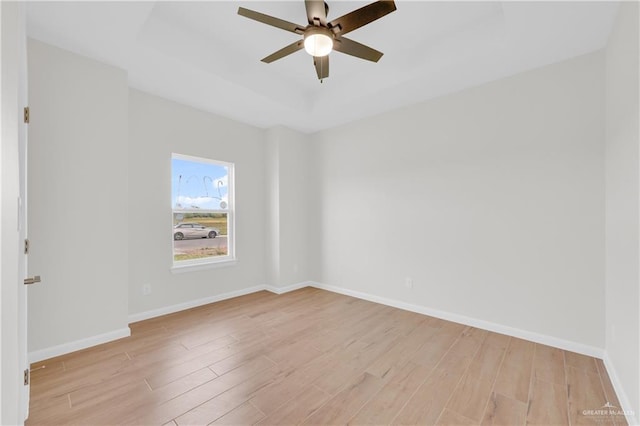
23 369 29 386
24 238 29 255
23 107 29 124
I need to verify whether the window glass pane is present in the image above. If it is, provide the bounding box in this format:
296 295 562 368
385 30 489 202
173 212 228 262
171 153 234 266
172 158 229 211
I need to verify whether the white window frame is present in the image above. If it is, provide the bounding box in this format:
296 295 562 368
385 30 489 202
171 153 236 272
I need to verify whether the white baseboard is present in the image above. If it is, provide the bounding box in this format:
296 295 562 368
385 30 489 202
264 281 312 295
603 354 639 426
128 285 266 323
128 282 311 323
28 327 131 364
309 281 605 358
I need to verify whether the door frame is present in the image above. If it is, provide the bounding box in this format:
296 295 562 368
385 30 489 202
0 1 29 423
17 0 30 418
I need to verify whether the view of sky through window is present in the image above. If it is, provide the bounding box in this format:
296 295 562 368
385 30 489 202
172 157 229 210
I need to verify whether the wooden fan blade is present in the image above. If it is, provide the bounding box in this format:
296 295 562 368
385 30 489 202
305 0 327 26
314 55 329 80
262 40 305 63
328 1 396 36
333 37 383 62
238 7 305 34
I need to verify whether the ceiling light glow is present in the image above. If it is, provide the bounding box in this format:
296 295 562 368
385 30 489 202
304 32 333 57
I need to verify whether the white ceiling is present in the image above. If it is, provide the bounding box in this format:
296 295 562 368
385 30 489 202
26 1 619 133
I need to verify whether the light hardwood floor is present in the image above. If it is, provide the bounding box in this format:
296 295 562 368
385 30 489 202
26 288 626 425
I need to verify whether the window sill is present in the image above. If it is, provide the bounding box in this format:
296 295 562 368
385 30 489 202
171 259 238 274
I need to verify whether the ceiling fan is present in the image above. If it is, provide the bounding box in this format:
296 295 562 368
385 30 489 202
237 0 397 82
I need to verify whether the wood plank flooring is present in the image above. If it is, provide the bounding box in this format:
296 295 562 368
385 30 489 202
26 288 627 425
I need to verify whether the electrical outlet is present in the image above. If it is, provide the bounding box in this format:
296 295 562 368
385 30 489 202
142 284 152 295
405 277 413 289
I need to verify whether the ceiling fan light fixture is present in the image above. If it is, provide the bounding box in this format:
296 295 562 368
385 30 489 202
238 0 397 80
304 28 333 57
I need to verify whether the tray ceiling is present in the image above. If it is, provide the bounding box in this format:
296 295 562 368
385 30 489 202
26 1 619 133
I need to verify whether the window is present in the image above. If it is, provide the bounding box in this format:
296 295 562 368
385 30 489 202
171 153 235 268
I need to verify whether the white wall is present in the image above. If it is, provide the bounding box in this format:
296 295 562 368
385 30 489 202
311 51 606 350
27 40 130 353
265 128 280 287
1 3 24 424
605 1 640 420
277 128 311 287
127 90 267 316
265 126 311 288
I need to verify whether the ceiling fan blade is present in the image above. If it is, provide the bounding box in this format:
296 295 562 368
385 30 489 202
314 55 329 80
262 40 305 63
305 0 328 26
333 37 383 62
328 1 396 36
238 7 305 34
